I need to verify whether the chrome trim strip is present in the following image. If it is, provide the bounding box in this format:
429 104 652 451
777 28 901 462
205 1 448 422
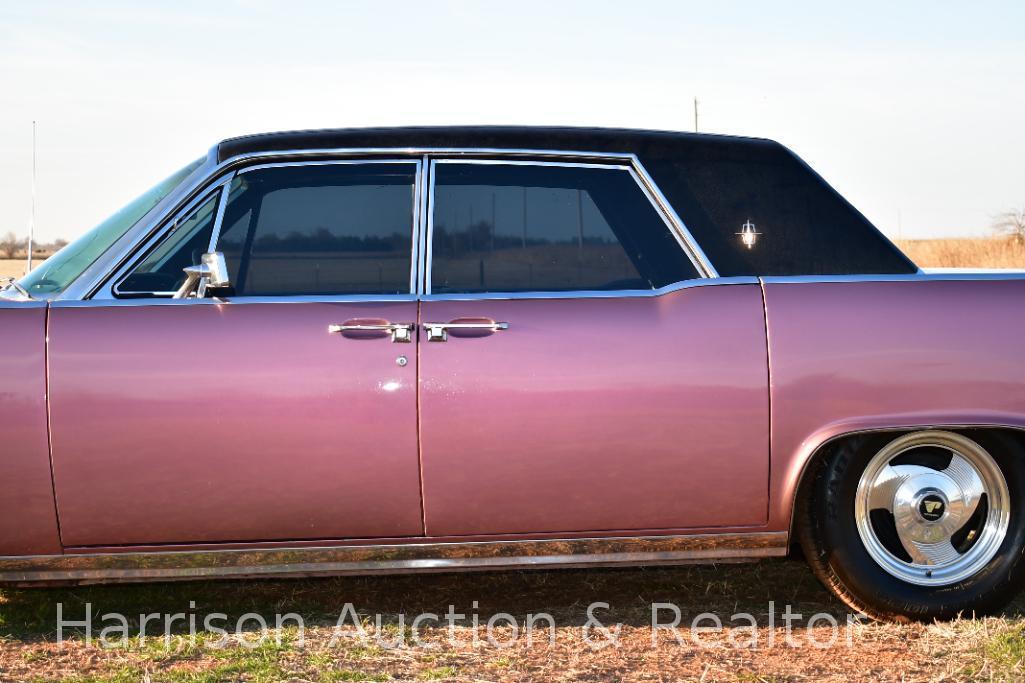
0 298 47 308
50 294 420 309
0 532 787 584
204 175 234 254
920 267 1025 275
48 280 758 308
629 160 717 277
422 276 758 302
221 147 644 165
414 155 429 297
424 158 439 294
234 158 417 175
762 272 1025 285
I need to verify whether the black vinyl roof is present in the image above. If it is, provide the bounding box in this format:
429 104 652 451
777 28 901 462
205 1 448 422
216 126 773 163
216 126 916 277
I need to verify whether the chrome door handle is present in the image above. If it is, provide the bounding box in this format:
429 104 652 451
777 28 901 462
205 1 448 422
329 322 415 343
424 320 509 342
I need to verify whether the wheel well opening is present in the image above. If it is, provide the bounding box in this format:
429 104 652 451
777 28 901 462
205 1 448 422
786 426 1025 558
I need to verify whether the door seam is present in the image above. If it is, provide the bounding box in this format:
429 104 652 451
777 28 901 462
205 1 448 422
416 299 427 535
43 304 66 552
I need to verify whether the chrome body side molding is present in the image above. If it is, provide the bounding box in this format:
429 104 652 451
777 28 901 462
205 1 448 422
50 278 759 309
0 532 787 585
761 272 1025 285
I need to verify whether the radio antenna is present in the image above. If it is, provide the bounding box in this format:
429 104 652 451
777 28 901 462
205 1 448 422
26 121 36 273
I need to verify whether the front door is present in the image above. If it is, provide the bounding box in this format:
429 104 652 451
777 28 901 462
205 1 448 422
49 160 425 546
418 160 769 536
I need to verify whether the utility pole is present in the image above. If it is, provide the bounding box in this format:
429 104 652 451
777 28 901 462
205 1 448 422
27 121 36 272
694 97 699 133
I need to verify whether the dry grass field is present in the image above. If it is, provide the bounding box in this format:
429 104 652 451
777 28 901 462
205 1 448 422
896 236 1025 269
0 259 31 279
2 236 1025 682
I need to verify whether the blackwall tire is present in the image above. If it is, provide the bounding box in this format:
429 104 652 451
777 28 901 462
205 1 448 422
796 430 1025 622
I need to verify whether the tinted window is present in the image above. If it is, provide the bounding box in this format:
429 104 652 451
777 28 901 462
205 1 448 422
429 163 699 293
118 191 220 295
638 139 918 276
216 163 416 296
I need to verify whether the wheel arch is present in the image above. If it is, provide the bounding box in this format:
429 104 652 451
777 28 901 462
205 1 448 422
782 417 1025 545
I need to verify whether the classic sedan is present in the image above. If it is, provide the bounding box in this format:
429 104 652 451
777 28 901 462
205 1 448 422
2 126 1023 622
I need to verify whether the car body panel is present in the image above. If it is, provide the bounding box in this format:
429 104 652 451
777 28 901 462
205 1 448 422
764 277 1025 529
2 128 1023 589
419 282 770 536
46 300 424 546
0 303 61 556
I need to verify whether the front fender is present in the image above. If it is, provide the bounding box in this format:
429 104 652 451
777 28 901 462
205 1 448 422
0 302 61 555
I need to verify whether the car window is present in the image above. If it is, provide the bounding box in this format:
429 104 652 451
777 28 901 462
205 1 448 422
429 162 700 294
19 157 205 298
117 191 221 296
215 163 416 296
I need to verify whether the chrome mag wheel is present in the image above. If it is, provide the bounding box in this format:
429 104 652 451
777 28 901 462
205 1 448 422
854 431 1010 586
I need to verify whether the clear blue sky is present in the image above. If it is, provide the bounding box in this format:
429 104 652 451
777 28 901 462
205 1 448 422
1 0 1022 243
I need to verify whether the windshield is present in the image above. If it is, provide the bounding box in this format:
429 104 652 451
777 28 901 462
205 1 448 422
18 157 206 297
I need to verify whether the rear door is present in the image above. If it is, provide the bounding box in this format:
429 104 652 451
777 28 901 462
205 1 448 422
48 160 425 546
418 159 770 536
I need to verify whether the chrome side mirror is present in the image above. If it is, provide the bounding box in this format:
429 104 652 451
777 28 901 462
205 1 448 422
173 252 232 299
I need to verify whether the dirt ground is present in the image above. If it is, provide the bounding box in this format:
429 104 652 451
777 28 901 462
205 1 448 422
2 558 1025 682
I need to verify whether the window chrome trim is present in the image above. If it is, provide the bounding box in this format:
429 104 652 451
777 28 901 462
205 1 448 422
108 179 232 299
412 156 427 296
423 157 714 297
205 176 233 254
414 153 430 295
50 293 420 309
423 276 757 302
629 160 717 276
61 147 717 302
226 158 422 298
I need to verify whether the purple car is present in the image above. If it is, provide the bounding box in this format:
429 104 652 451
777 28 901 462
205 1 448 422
2 127 1023 622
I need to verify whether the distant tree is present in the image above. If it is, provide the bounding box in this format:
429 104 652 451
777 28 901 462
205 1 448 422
994 207 1025 244
0 231 25 259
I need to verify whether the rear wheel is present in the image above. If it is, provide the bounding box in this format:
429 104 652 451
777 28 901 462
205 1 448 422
797 429 1025 621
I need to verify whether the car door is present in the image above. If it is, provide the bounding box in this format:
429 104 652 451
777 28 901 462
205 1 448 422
48 160 425 546
418 158 769 536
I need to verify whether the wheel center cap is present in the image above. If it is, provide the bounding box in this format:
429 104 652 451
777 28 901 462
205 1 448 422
918 493 947 522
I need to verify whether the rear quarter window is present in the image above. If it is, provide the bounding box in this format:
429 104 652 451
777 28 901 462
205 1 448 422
640 139 917 276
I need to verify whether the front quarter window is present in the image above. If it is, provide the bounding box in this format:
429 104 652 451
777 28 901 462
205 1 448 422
18 157 205 298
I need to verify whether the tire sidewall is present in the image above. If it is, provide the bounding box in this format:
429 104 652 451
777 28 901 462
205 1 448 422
815 431 1025 619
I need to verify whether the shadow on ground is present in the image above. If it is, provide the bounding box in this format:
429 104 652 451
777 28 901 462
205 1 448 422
0 558 893 640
